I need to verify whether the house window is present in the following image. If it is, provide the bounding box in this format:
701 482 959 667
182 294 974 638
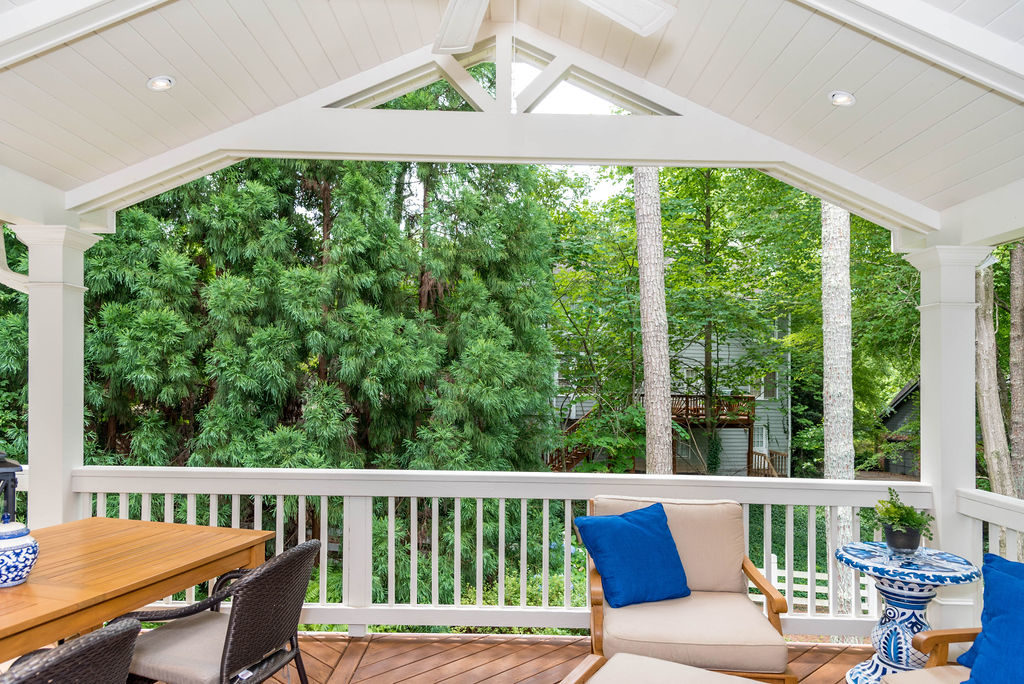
758 372 778 400
753 425 768 452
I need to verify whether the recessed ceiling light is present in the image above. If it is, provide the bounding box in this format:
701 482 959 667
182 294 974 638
830 90 856 107
147 75 175 92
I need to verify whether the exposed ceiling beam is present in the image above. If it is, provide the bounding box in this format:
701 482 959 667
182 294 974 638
433 55 499 114
64 101 940 236
795 0 1024 102
943 179 1024 247
0 0 167 70
0 165 83 229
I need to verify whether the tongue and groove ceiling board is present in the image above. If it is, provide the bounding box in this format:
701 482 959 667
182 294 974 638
0 0 1021 240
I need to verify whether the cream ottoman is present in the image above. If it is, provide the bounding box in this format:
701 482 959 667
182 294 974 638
586 653 752 683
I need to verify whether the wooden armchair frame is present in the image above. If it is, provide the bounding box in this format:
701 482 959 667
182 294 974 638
910 627 981 668
585 500 794 684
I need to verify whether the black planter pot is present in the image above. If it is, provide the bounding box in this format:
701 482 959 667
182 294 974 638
883 524 921 556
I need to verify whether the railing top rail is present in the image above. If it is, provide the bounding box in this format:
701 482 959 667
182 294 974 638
958 487 1024 529
71 466 934 507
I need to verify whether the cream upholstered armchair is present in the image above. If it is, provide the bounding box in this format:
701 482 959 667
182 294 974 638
587 496 795 684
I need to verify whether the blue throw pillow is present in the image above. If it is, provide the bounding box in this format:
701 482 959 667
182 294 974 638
959 554 1024 669
574 503 689 609
963 555 1024 683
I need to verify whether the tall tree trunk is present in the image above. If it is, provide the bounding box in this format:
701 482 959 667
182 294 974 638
978 265 1014 496
419 165 436 312
821 200 855 641
1010 243 1024 497
634 166 672 475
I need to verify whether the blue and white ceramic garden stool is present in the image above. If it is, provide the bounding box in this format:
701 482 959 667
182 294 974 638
835 542 979 684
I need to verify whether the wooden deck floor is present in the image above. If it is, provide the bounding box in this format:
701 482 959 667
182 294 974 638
272 634 875 684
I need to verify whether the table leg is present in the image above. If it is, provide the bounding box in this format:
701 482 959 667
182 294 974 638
846 578 936 684
246 542 266 569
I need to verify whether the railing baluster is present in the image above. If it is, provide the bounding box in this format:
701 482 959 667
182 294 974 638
119 492 128 519
141 493 151 521
852 507 862 614
498 498 506 607
319 495 328 605
785 504 794 610
432 497 439 606
455 497 462 606
542 499 550 608
742 503 750 558
520 498 528 608
410 496 418 605
807 505 816 615
96 493 106 518
186 495 196 604
297 495 306 544
476 497 484 607
164 493 173 524
564 498 572 608
388 496 395 605
828 505 839 617
254 495 262 531
209 494 218 527
762 504 772 592
231 495 239 529
275 495 284 556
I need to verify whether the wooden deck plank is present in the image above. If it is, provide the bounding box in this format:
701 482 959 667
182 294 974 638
328 636 372 683
294 634 875 684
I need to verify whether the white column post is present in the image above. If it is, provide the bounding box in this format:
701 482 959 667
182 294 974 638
905 245 992 630
11 225 101 529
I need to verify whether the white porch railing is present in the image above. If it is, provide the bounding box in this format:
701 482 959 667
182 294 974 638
57 467 935 637
958 488 1024 561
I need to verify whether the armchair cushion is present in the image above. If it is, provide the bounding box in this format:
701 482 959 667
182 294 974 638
575 503 689 608
591 497 746 593
602 591 788 673
962 554 1024 683
880 665 971 683
958 553 1024 669
130 611 229 684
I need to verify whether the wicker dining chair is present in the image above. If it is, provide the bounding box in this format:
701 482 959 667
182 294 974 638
114 539 320 684
0 619 141 684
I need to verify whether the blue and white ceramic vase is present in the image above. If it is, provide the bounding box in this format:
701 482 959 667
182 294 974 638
0 512 38 587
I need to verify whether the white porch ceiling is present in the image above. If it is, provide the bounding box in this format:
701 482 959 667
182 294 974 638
0 0 1021 243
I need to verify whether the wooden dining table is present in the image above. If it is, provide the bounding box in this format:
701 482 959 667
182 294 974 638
0 516 274 663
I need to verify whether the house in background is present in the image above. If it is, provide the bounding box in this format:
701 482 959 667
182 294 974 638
551 339 791 477
881 379 921 478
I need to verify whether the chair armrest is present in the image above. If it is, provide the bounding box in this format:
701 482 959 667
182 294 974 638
588 565 604 655
912 628 981 668
112 589 230 624
742 556 788 614
589 567 603 606
742 556 787 634
561 654 606 683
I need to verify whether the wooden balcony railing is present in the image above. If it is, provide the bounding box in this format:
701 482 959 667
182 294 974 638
28 466 941 638
638 393 756 424
750 450 790 478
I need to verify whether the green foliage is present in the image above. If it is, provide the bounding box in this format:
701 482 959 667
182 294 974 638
861 487 934 539
707 432 722 474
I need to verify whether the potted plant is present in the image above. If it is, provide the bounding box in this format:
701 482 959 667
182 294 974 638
869 487 934 555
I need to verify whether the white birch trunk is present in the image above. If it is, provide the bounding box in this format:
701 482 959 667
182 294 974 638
821 200 855 641
1010 243 1024 497
977 265 1014 497
635 165 673 475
